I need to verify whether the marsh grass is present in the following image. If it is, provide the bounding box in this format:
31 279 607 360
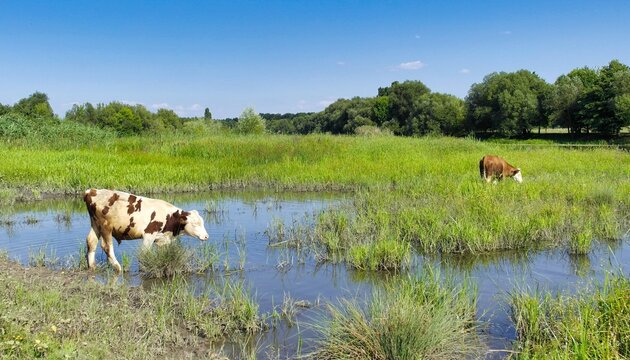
348 239 411 271
193 242 220 272
138 240 192 278
27 245 58 268
510 273 630 359
313 267 483 359
1 134 628 256
0 257 259 359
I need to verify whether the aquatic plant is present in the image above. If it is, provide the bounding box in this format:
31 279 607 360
137 240 192 278
347 239 411 271
27 245 58 268
312 268 483 359
510 273 630 359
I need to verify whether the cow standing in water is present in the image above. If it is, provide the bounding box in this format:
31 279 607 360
479 155 523 183
83 189 209 272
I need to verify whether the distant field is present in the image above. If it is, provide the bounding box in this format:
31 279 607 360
0 133 627 196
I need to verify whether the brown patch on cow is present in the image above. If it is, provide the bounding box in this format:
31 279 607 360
144 221 163 234
134 199 142 212
181 211 190 221
127 194 138 215
102 206 110 215
107 193 120 206
113 217 137 243
163 210 186 236
83 189 98 219
150 211 156 221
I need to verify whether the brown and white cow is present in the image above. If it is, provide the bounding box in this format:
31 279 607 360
479 155 522 183
83 189 209 272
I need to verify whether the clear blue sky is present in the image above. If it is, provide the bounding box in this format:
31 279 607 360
1 1 629 118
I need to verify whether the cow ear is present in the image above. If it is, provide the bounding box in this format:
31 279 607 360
180 211 191 223
513 168 521 175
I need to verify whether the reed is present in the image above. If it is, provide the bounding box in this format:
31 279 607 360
312 267 483 359
510 273 630 359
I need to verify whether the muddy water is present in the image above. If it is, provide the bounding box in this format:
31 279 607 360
1 191 628 358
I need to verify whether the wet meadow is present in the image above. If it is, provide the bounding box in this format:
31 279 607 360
0 133 628 358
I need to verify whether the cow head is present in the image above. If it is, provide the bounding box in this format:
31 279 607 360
512 168 523 183
182 210 209 240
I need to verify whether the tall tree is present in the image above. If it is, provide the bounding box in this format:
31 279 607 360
465 71 549 136
379 81 431 135
204 107 212 120
13 92 54 118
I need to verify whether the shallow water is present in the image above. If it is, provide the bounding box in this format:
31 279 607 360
1 191 628 358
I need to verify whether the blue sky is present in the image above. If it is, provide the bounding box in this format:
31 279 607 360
1 1 629 118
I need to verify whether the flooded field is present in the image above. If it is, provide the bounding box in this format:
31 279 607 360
1 191 628 358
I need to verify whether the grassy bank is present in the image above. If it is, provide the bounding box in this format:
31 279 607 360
510 273 630 359
0 255 263 359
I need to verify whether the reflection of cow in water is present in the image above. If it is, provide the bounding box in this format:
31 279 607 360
479 155 522 183
83 189 209 272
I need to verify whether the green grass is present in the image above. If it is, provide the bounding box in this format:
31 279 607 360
27 245 58 268
137 240 192 278
510 273 630 359
312 267 483 359
0 256 263 359
2 134 629 257
348 239 411 271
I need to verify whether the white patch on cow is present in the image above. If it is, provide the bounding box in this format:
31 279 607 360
184 210 209 240
513 169 523 183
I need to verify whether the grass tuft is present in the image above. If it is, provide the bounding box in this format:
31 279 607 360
138 240 192 278
511 273 630 359
313 267 483 359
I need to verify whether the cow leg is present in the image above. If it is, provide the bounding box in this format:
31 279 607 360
86 226 99 270
100 231 122 273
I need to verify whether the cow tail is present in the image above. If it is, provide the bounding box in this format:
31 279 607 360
479 157 485 180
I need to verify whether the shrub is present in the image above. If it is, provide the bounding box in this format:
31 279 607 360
137 240 192 278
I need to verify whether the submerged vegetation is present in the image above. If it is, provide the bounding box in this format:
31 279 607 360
511 273 630 359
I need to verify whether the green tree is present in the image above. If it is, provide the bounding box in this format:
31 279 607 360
465 71 549 136
379 81 431 135
13 92 54 118
0 103 10 116
414 93 466 136
155 108 183 130
236 107 266 134
549 74 585 133
204 107 212 120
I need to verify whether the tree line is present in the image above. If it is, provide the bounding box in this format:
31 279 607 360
1 59 629 138
265 59 630 137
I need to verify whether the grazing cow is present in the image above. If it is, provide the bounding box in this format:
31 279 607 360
83 189 209 272
479 155 522 183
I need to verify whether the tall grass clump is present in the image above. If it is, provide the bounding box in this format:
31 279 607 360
313 268 483 359
27 245 58 268
348 239 411 271
150 278 264 340
511 273 630 359
137 240 192 278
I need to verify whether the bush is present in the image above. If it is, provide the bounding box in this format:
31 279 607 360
236 107 266 134
314 269 483 359
354 125 393 137
137 240 192 278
